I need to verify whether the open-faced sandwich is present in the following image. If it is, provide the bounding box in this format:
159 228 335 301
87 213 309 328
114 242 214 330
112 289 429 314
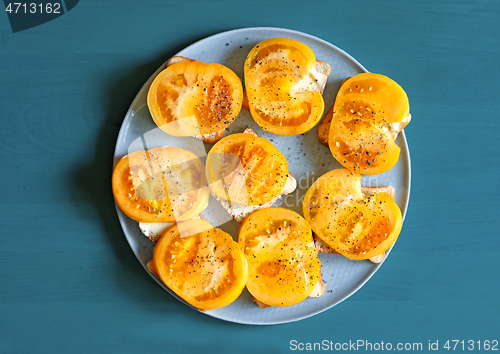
112 146 209 224
148 219 248 310
318 73 410 174
205 128 296 222
303 169 402 261
148 56 243 144
239 208 324 308
244 38 331 135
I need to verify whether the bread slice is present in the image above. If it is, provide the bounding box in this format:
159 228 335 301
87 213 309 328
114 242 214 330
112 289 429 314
139 214 205 243
318 77 411 146
314 60 332 81
193 129 225 145
308 273 326 298
313 235 385 263
253 298 271 309
313 185 396 263
164 56 229 144
289 60 330 96
317 107 334 146
211 128 297 223
242 59 331 111
165 56 195 66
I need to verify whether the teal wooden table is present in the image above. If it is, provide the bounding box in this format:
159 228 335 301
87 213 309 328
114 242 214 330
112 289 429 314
1 0 499 352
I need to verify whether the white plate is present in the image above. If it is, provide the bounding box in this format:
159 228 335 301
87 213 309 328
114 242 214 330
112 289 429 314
113 27 411 325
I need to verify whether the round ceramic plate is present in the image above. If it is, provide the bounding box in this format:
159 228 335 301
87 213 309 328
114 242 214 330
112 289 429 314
113 27 411 325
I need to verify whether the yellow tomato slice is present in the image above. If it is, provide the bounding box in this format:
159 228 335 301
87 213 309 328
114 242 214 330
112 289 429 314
112 147 209 223
329 117 400 175
151 219 248 311
147 61 243 137
206 132 288 206
328 73 409 175
303 169 402 260
336 73 409 123
239 208 321 307
244 38 325 135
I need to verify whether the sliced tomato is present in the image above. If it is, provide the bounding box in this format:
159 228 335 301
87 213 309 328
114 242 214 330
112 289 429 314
329 118 400 175
244 38 325 135
151 219 248 310
112 147 209 223
239 208 321 307
328 73 409 175
147 61 243 137
206 132 288 206
303 169 402 260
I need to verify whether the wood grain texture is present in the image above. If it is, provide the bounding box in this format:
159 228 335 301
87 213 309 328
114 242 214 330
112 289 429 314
1 0 499 352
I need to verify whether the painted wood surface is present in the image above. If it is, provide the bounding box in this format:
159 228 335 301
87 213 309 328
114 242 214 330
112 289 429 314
0 0 499 352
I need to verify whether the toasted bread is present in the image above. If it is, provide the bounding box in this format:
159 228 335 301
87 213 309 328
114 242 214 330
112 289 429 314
313 185 396 263
318 77 411 146
360 185 395 198
193 129 225 145
317 107 333 146
211 128 297 222
314 60 332 82
165 56 195 66
308 273 326 298
253 298 270 309
139 214 205 243
293 59 331 95
163 56 235 144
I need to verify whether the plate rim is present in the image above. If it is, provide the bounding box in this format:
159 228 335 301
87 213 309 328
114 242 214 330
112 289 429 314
112 26 411 325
